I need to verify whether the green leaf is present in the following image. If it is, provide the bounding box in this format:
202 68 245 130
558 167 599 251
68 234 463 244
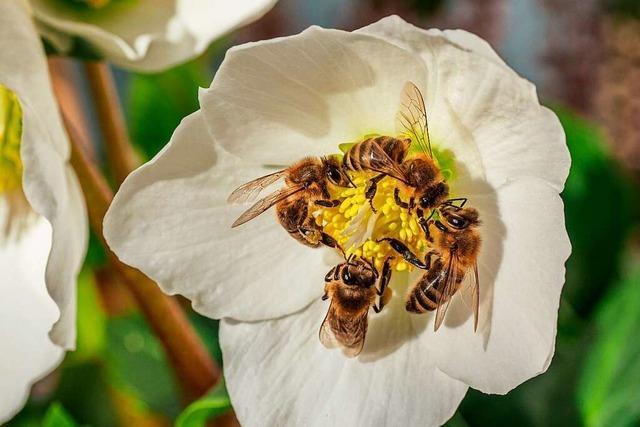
175 380 232 427
578 269 640 427
42 403 77 427
554 106 636 317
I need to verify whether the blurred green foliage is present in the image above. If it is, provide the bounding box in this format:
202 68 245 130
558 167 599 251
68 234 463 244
554 107 636 317
605 0 640 18
42 403 77 427
578 270 640 427
175 380 232 427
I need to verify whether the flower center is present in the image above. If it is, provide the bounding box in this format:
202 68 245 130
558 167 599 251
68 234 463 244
312 144 457 273
0 85 23 196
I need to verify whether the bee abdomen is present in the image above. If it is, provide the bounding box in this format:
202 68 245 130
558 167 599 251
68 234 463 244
344 136 408 172
343 138 369 172
406 284 440 313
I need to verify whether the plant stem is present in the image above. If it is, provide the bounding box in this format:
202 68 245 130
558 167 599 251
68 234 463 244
84 61 139 187
62 113 220 403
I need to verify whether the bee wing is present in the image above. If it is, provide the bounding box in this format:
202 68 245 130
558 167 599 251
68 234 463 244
319 300 368 358
227 169 287 204
433 253 459 332
367 142 408 183
458 262 480 332
470 263 480 332
396 81 433 158
231 184 305 228
319 302 341 350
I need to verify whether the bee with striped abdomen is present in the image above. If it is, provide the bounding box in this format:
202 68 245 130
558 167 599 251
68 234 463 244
380 204 481 331
341 82 452 220
320 256 393 357
228 155 352 249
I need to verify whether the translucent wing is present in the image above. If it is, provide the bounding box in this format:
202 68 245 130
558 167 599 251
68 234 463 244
319 301 368 358
319 303 341 350
458 262 480 332
227 169 287 204
367 142 408 183
471 263 480 332
231 185 304 228
396 81 432 157
433 252 459 332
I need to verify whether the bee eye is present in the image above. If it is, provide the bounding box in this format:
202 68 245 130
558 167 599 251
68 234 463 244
419 197 430 207
327 167 342 185
342 269 355 285
449 216 468 229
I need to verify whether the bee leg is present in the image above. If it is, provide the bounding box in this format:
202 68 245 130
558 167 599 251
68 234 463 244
314 199 341 208
416 209 435 242
374 286 392 313
377 238 427 270
376 257 393 296
424 250 438 270
298 226 321 245
365 174 386 213
393 188 411 209
318 231 345 256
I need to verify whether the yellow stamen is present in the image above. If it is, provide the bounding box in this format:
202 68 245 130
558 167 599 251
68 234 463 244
312 171 431 272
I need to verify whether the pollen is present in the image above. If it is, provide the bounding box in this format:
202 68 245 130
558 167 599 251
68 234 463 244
312 171 430 272
0 85 23 196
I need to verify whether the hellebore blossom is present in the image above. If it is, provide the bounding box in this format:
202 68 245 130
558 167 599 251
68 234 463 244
104 16 571 426
28 0 278 71
0 1 87 422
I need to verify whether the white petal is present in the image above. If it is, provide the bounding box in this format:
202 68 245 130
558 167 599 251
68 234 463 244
358 16 570 192
177 0 278 53
0 216 64 424
1 0 87 351
30 0 277 72
220 298 468 427
422 178 570 394
105 111 338 321
200 26 429 165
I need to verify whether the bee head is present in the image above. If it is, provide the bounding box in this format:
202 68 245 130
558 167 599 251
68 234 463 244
417 182 448 209
440 205 480 230
341 258 377 288
324 156 354 188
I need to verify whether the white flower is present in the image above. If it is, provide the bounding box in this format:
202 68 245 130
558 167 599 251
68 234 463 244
29 0 278 72
104 16 571 426
0 1 87 422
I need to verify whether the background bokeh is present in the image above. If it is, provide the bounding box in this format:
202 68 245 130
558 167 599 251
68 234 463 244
7 0 640 426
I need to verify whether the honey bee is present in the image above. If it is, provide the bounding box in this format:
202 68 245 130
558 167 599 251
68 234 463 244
228 156 353 249
342 82 455 219
380 204 481 331
320 256 393 357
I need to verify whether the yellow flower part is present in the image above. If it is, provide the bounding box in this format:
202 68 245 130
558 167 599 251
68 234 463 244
0 85 23 196
312 172 431 272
